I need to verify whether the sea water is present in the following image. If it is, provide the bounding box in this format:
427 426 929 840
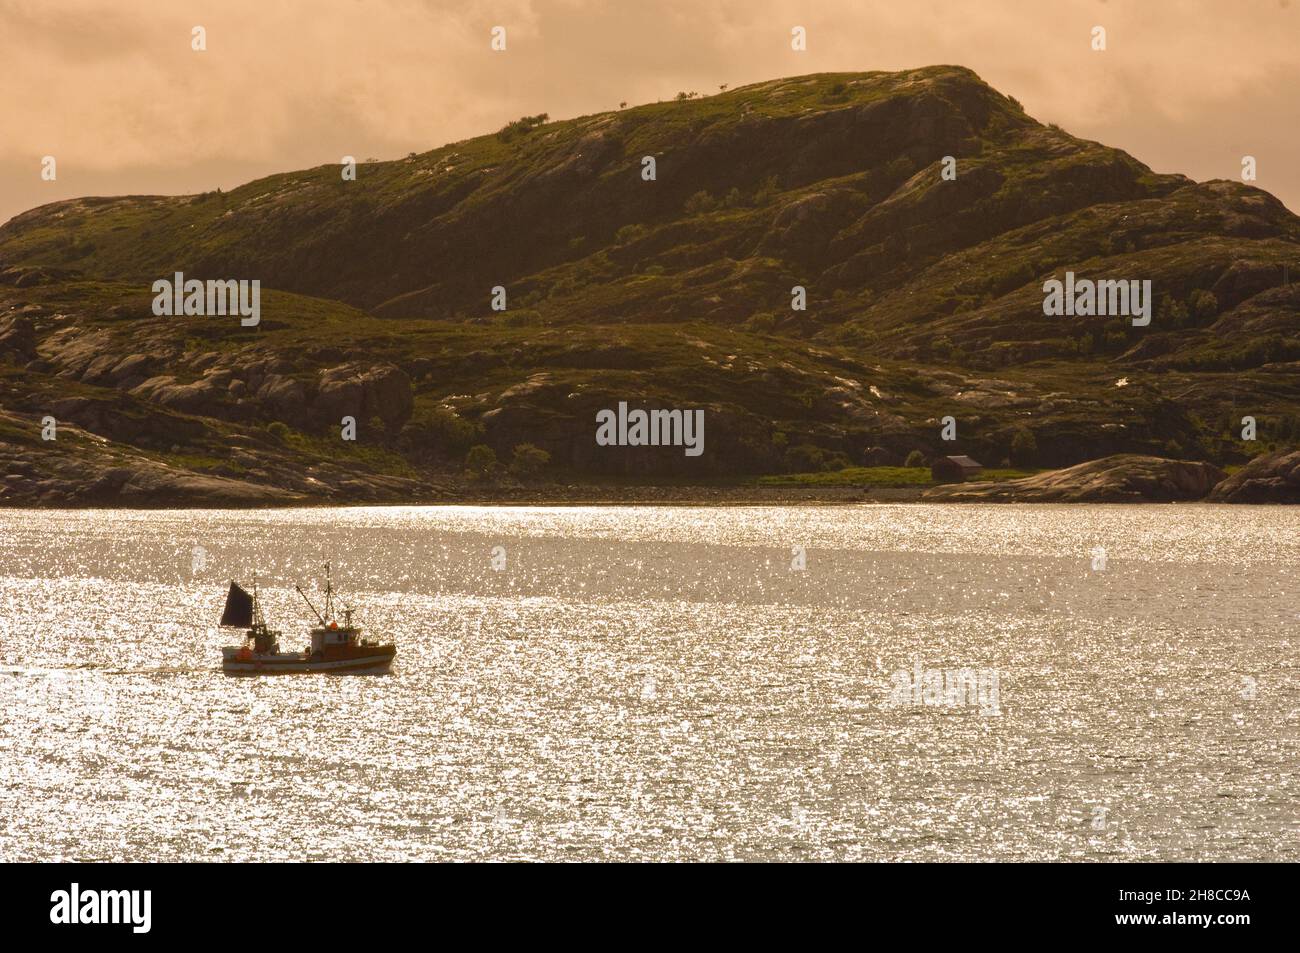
0 504 1295 861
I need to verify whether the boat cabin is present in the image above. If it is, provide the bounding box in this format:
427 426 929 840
310 622 359 654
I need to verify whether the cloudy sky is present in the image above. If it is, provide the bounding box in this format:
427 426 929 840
2 0 1298 224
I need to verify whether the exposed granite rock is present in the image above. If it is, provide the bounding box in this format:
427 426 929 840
108 353 155 384
359 364 413 424
0 314 36 360
80 353 122 385
315 369 365 424
0 265 64 287
113 468 305 506
129 375 176 399
922 454 1226 503
152 380 225 415
314 363 413 428
0 433 446 507
256 374 308 425
1207 449 1300 503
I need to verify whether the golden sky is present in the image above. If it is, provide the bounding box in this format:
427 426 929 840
2 0 1297 225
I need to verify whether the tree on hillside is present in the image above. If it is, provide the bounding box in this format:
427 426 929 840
1010 429 1037 467
509 443 550 480
465 444 499 481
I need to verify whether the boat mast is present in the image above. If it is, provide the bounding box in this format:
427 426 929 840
323 561 334 622
252 575 265 629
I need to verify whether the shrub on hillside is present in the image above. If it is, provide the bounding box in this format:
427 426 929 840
509 443 550 480
1188 289 1219 323
784 444 826 472
464 444 500 481
1010 429 1037 467
497 113 549 143
684 190 717 215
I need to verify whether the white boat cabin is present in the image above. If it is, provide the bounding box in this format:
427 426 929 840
310 624 358 653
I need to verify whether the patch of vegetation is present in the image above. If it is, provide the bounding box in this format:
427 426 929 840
464 444 500 481
497 113 549 143
758 466 1038 487
509 443 550 480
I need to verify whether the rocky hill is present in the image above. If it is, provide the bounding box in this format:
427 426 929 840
1 66 1298 505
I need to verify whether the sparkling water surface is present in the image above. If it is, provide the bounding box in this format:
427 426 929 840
1 504 1296 861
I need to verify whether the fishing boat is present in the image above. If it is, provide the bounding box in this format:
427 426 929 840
219 563 395 675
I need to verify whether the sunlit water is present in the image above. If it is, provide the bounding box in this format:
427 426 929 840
1 504 1296 861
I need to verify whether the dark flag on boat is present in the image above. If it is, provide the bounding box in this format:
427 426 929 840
220 581 254 627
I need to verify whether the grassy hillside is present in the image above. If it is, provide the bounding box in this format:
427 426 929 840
1 66 1298 504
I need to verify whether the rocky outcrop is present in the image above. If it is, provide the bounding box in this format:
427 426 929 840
0 265 69 287
361 364 414 424
108 353 154 386
129 375 176 400
111 468 305 506
922 455 1226 503
153 380 226 415
0 426 445 506
315 370 365 423
314 363 413 428
129 375 231 418
255 374 308 426
0 314 36 361
1207 450 1300 503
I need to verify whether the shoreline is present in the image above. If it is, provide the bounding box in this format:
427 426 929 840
422 484 929 505
3 449 1295 508
0 483 919 509
2 485 1294 509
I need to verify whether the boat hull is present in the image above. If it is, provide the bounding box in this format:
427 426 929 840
221 646 395 675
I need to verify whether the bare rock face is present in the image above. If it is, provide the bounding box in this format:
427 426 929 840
152 380 225 415
543 130 621 182
314 363 412 428
315 369 364 424
255 374 308 426
0 315 36 361
922 455 1226 503
0 265 64 287
108 353 155 385
79 353 122 385
1207 450 1300 503
129 375 176 399
113 468 305 506
359 363 414 424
